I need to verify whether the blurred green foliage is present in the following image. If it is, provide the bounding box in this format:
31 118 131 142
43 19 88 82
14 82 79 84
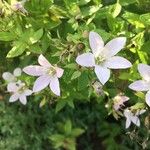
0 0 150 149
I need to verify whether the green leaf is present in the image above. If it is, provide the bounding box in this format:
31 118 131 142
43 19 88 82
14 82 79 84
55 99 67 113
65 63 78 70
140 13 150 26
29 28 43 44
71 71 81 80
112 2 122 18
7 41 27 58
0 32 16 41
64 120 72 135
29 44 42 54
71 128 84 137
131 102 145 110
78 72 89 91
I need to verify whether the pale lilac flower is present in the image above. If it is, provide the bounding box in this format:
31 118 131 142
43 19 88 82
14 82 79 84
129 64 150 107
124 109 146 128
11 0 28 14
23 55 64 96
7 80 32 105
76 31 132 85
113 95 129 111
2 68 22 83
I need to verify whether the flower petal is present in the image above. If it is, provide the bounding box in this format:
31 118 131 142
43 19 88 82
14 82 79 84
146 91 150 107
104 56 132 69
13 68 22 76
49 77 60 96
33 75 51 92
7 82 19 92
23 89 32 96
125 118 131 129
138 64 150 81
55 67 64 78
131 116 140 127
38 54 51 67
105 37 126 57
9 93 19 102
129 80 150 91
94 65 110 85
89 31 104 55
23 65 46 76
2 72 15 82
76 52 95 67
19 95 27 105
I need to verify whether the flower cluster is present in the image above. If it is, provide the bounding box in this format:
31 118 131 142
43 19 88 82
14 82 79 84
2 68 32 105
2 31 149 129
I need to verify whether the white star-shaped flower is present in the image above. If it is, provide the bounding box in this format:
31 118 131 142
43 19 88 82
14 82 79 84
124 109 146 128
23 55 64 96
129 64 150 107
76 31 132 85
7 80 32 105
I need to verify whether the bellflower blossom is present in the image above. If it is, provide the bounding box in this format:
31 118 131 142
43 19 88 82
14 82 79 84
129 64 150 107
23 55 64 96
124 109 146 128
76 31 132 85
113 95 129 111
11 0 28 14
7 80 32 105
2 68 22 83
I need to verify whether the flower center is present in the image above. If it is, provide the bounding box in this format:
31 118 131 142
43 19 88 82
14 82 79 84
48 67 56 76
15 82 26 94
95 55 106 65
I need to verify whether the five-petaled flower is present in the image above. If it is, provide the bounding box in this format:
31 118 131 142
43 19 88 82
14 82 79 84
124 109 146 128
23 55 64 96
76 31 132 85
129 64 150 107
7 80 32 105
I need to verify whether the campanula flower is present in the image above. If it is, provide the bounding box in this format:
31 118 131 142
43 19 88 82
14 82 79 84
124 109 146 128
129 64 150 106
76 31 132 85
23 55 64 96
7 80 32 105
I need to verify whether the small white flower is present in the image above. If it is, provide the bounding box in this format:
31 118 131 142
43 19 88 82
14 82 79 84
124 109 146 129
76 31 132 85
7 80 32 105
2 68 22 83
113 95 129 111
11 0 28 14
23 55 64 96
129 64 150 107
